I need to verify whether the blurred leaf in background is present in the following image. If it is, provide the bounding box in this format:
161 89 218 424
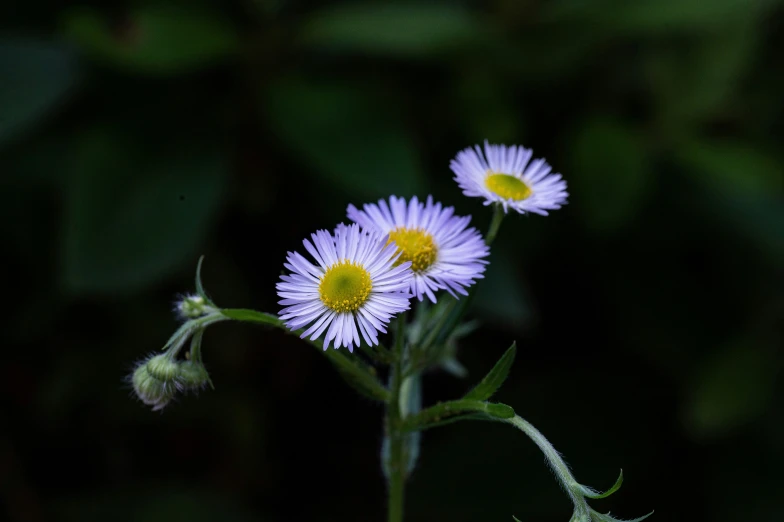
62 6 238 75
62 130 227 294
300 3 486 58
0 38 78 145
568 118 651 234
264 76 425 200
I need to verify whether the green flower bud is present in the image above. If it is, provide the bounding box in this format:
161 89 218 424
176 360 211 391
177 294 210 319
145 354 180 382
132 363 176 411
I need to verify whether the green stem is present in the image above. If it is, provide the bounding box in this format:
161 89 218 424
485 203 506 246
506 415 591 520
386 315 407 522
418 204 506 353
220 308 390 402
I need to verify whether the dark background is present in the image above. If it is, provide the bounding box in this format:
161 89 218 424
2 1 783 521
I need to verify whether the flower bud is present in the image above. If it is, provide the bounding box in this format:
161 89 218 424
176 360 211 391
177 294 210 319
132 363 176 411
146 353 180 382
131 354 182 411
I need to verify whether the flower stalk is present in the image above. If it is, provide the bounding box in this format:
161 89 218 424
385 315 408 522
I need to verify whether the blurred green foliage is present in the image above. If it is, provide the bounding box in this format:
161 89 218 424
1 1 782 521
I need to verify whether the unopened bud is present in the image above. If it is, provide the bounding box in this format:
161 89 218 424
177 294 209 319
132 363 176 411
146 353 179 382
176 360 211 391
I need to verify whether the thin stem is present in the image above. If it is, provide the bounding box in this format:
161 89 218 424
485 203 506 245
418 298 456 352
417 205 505 354
386 315 407 522
220 308 390 401
506 415 591 519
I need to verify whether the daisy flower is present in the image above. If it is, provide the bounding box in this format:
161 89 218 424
347 196 489 303
277 223 413 351
450 141 568 215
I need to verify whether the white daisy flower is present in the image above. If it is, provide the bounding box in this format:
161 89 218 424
277 223 413 352
450 141 568 215
347 196 489 303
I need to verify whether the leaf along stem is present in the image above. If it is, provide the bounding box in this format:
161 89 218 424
220 308 390 402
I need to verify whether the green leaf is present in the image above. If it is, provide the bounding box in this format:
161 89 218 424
62 132 226 294
194 256 216 306
676 139 784 259
62 6 238 74
263 77 425 200
0 38 77 145
401 399 515 432
463 342 517 401
580 470 623 499
300 4 484 57
569 118 650 233
684 341 778 438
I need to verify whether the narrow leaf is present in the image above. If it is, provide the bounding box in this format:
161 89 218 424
463 342 517 401
401 399 514 432
194 256 216 306
580 470 623 499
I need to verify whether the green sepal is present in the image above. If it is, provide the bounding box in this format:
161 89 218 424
463 342 516 401
194 255 216 306
579 469 623 499
589 508 654 522
401 399 514 432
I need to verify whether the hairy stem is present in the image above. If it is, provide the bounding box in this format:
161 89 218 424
506 415 591 519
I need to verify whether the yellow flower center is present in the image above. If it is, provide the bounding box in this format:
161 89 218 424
485 173 532 201
388 227 438 273
319 261 372 313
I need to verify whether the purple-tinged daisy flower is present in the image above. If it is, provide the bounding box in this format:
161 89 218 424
347 196 489 303
450 141 568 215
277 224 413 351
